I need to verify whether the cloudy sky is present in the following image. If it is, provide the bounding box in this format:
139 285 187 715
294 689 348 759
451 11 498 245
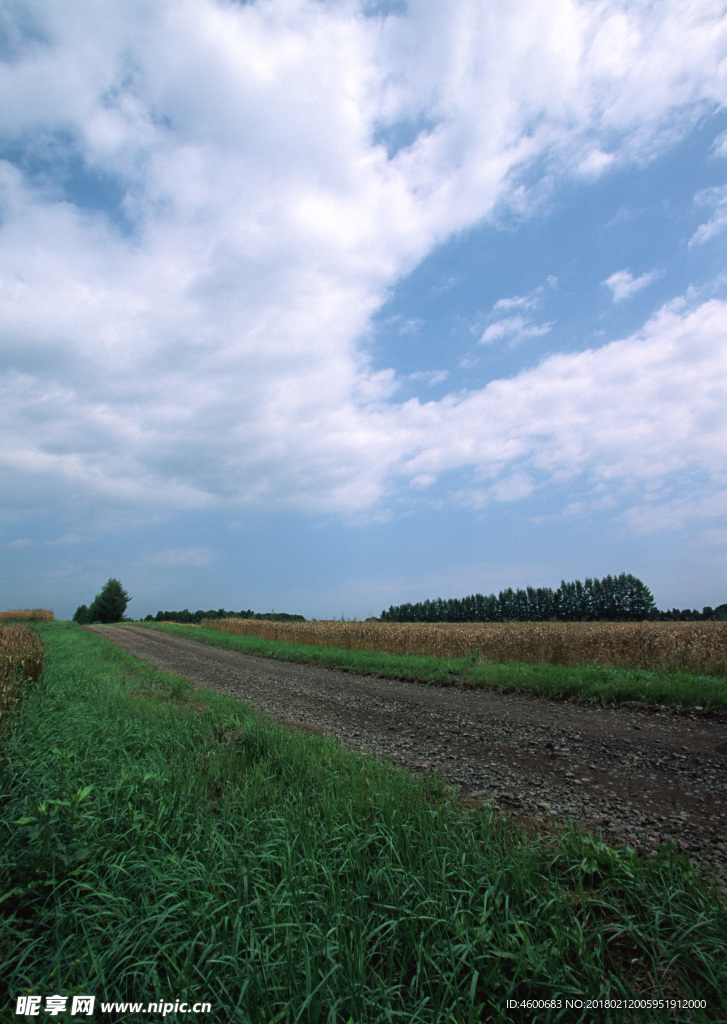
2 0 727 621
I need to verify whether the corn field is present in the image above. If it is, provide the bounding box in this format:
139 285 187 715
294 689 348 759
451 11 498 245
1 624 45 744
202 618 727 677
0 609 54 623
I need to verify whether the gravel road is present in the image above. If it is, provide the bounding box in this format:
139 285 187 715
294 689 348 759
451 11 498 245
87 624 727 888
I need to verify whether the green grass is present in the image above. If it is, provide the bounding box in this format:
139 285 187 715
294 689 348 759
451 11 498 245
0 622 725 1023
140 621 727 711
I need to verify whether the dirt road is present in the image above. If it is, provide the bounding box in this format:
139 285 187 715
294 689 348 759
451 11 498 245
88 624 727 886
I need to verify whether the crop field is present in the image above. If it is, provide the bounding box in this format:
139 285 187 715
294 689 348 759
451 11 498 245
0 609 55 623
201 618 727 677
0 624 45 743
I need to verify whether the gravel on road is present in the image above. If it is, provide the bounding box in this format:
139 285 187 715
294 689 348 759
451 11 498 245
87 624 727 888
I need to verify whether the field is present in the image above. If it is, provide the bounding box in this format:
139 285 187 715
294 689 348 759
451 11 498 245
202 618 727 678
0 609 55 623
1 621 725 1023
0 624 45 744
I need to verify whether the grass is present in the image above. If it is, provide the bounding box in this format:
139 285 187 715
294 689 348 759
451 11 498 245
0 622 725 1023
140 622 727 712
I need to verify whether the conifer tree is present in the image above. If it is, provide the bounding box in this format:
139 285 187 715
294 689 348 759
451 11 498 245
87 579 131 623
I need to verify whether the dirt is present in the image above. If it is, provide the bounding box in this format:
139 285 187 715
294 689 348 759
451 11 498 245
87 624 727 889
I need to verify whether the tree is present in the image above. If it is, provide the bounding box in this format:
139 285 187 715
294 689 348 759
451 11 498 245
618 573 656 621
87 579 131 623
73 604 91 625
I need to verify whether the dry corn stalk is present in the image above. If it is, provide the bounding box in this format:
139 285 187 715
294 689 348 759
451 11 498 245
201 618 727 677
0 609 54 623
0 624 45 743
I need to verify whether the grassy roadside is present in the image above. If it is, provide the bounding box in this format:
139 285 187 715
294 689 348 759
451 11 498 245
139 622 727 711
0 622 725 1023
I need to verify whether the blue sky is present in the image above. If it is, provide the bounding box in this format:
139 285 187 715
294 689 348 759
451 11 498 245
2 0 727 621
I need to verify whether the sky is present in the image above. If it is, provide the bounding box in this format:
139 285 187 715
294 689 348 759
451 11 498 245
2 0 727 621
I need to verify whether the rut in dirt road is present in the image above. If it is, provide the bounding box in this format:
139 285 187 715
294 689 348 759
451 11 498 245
87 623 727 887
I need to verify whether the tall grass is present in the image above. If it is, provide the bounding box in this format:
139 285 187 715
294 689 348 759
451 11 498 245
1 622 725 1023
202 619 727 677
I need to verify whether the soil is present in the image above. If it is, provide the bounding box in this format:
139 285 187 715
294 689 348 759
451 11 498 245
87 624 727 889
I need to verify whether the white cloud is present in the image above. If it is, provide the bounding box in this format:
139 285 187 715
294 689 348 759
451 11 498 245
480 284 554 344
397 298 727 516
576 149 616 178
690 184 727 246
479 315 553 345
621 488 727 535
493 291 541 312
408 369 450 386
409 473 437 490
603 268 660 302
490 473 536 503
0 0 726 531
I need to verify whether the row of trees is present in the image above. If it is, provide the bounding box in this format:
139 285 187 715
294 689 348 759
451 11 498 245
380 574 661 623
142 609 305 624
72 576 725 628
657 605 727 621
73 579 131 625
73 583 305 626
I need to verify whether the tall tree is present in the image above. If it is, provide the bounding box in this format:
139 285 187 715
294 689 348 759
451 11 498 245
88 579 131 623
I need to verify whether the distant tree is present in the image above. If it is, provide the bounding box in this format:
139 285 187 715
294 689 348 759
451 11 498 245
499 587 516 621
610 573 656 621
87 579 131 623
73 604 91 625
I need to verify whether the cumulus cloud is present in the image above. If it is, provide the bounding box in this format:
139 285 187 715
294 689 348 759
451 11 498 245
603 268 661 302
1 0 726 531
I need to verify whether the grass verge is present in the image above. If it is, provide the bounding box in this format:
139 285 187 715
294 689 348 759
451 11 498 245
1 621 725 1023
140 622 727 712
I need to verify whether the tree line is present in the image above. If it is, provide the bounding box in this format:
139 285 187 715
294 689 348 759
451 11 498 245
142 608 306 624
656 604 727 621
73 582 305 626
379 573 725 623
